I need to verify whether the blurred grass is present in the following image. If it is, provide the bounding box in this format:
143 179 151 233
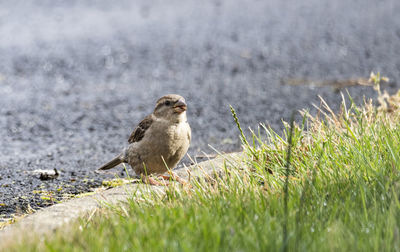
5 75 400 251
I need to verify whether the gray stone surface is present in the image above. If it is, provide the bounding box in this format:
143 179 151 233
0 153 244 248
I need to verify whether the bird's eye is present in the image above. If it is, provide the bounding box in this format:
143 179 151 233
164 101 171 106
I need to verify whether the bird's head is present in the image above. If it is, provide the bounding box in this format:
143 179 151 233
153 94 188 122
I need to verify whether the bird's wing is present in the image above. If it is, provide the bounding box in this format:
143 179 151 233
128 114 154 143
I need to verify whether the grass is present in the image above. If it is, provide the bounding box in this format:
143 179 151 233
4 77 400 251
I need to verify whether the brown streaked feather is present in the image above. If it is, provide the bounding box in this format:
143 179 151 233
128 115 153 143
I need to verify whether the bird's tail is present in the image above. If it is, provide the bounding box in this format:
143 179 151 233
98 155 123 170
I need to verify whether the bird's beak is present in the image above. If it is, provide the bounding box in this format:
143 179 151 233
173 99 187 113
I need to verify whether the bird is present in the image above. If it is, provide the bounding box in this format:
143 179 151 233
98 94 191 186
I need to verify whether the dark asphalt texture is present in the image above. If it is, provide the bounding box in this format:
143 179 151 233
1 0 399 217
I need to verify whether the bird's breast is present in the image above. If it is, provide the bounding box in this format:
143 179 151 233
147 122 189 152
127 121 190 174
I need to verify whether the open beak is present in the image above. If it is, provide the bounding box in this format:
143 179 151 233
173 99 187 113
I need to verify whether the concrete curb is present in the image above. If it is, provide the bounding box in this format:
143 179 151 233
0 152 244 248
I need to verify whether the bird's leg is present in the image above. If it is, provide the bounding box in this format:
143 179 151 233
141 175 169 186
158 171 187 185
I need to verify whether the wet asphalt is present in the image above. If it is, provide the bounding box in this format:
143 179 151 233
1 0 400 217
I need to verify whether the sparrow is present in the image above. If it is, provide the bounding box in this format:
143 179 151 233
98 94 191 185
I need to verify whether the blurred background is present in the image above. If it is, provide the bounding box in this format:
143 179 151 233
1 0 399 216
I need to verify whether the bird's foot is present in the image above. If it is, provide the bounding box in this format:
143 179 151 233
159 172 188 186
140 172 188 187
142 176 169 186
